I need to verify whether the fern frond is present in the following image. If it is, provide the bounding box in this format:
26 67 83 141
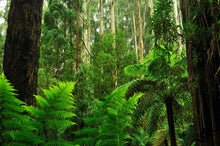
126 78 156 98
152 127 170 146
44 139 74 146
146 102 165 136
124 64 148 77
22 81 77 144
0 73 42 145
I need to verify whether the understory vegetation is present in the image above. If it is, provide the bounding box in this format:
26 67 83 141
0 0 219 145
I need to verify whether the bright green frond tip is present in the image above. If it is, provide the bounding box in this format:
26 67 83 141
0 73 42 145
25 81 77 144
124 64 148 77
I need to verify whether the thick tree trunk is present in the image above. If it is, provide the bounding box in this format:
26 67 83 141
3 0 43 105
180 0 220 145
136 0 144 60
165 96 177 146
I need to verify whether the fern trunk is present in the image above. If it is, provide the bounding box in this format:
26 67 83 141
165 96 177 146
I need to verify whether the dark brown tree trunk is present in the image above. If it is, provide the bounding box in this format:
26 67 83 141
164 138 169 146
3 0 43 105
180 0 220 145
165 96 177 146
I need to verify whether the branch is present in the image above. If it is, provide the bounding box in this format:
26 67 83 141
81 38 93 59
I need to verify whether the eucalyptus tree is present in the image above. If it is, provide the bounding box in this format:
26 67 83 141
173 0 183 53
100 0 104 38
3 0 43 105
136 0 144 60
76 0 80 70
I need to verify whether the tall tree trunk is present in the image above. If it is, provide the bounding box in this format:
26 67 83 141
165 97 177 146
133 11 138 60
136 0 144 60
173 0 182 53
180 0 220 145
149 0 154 17
100 0 104 39
83 0 89 63
76 0 80 70
111 0 117 88
3 0 43 105
164 138 169 146
88 2 91 61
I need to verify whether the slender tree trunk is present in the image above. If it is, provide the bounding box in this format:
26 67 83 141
111 0 117 88
143 1 147 35
100 0 104 39
180 0 220 145
173 0 182 53
165 96 177 146
88 2 91 61
136 0 144 60
111 0 116 38
149 0 154 16
164 138 169 146
76 0 80 70
83 0 89 63
133 11 138 60
3 0 43 105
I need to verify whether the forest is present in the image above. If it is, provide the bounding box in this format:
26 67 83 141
0 0 219 146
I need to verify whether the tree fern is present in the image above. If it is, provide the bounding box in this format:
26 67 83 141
25 81 76 145
124 51 190 146
0 73 42 145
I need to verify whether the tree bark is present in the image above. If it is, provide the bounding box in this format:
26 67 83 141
88 1 91 62
111 0 117 88
3 0 43 105
100 0 104 39
133 11 138 60
76 0 80 70
149 0 154 17
136 0 144 60
165 96 177 146
180 0 220 145
83 0 89 64
173 0 183 53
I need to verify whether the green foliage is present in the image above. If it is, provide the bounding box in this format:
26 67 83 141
25 81 76 145
73 101 101 146
0 73 42 145
97 88 143 146
73 84 143 146
92 30 136 99
124 49 191 145
130 128 152 146
40 0 77 82
149 0 177 45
